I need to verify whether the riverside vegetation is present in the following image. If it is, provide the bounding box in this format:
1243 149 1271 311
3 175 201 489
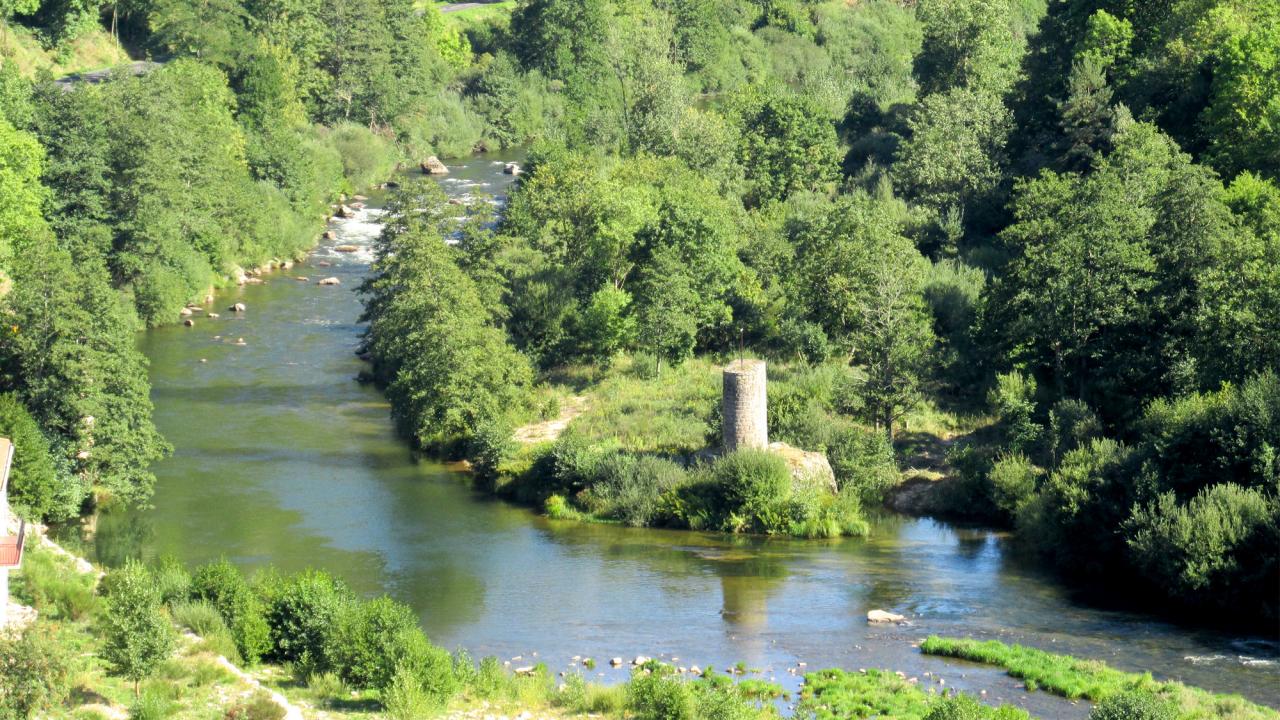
0 0 1275 712
6 540 1278 719
354 0 1279 630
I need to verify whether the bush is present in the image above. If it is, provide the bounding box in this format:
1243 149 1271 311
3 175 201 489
591 454 689 527
712 450 793 534
322 122 399 192
190 560 271 664
129 688 178 720
326 597 449 692
0 625 74 719
225 691 286 720
1126 483 1277 622
383 663 441 720
170 600 227 638
1089 690 1176 720
988 371 1040 452
471 656 510 699
627 665 695 720
263 569 352 670
988 452 1039 521
822 422 898 504
151 556 191 607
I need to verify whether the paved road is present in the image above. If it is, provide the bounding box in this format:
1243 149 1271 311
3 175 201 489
439 1 506 12
53 60 161 89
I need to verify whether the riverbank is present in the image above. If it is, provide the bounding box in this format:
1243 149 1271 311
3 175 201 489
8 531 1278 720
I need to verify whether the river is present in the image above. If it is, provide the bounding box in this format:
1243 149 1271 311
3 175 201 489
69 153 1279 717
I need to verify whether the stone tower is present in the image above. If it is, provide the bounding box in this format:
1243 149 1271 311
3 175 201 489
722 359 768 451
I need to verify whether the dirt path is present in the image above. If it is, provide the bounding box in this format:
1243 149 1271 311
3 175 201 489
513 396 588 444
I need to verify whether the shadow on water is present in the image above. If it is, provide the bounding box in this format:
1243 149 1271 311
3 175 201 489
56 151 1279 718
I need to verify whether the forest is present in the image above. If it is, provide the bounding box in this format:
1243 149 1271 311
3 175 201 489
0 0 1275 650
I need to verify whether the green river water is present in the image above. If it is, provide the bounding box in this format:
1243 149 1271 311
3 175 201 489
69 154 1279 717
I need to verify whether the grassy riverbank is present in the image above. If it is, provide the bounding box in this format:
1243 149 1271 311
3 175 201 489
919 638 1279 720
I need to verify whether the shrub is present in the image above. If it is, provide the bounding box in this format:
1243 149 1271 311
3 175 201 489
322 122 398 192
327 596 443 692
151 555 191 607
823 422 898 504
471 656 509 699
988 371 1040 452
190 560 271 664
383 663 440 720
1089 689 1175 720
129 688 178 720
263 569 352 670
0 625 74 719
170 600 227 638
712 450 793 534
592 454 689 527
988 452 1039 521
225 691 286 720
627 665 695 720
1125 483 1277 622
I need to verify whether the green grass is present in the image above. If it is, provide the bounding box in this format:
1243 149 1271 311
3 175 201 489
0 23 131 78
560 355 721 455
799 668 1029 720
920 637 1280 720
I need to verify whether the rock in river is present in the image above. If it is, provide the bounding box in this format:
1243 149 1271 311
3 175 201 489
421 156 449 175
334 244 359 253
230 302 246 312
867 609 906 624
317 277 341 286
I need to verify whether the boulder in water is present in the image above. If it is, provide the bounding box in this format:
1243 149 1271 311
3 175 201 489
230 302 246 312
317 277 341 286
867 609 906 624
504 162 522 175
323 230 337 241
334 204 356 219
334 244 359 253
295 276 309 282
179 307 193 316
183 318 195 327
421 156 449 175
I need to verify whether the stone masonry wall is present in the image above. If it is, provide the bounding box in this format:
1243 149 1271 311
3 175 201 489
723 359 768 451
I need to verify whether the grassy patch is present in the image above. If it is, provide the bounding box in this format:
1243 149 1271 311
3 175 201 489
799 668 1029 720
562 355 721 456
0 23 131 78
920 637 1280 720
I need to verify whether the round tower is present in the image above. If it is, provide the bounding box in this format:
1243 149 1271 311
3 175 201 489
722 359 768 451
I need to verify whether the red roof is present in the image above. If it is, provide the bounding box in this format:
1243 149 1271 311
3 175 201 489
0 522 25 568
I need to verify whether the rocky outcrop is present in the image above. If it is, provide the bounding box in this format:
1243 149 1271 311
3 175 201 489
768 441 837 494
422 156 449 175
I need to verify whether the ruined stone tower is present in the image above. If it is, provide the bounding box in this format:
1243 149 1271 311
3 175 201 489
722 359 768 451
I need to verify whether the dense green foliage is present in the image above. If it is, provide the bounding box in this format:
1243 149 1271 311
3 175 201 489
0 0 1273 632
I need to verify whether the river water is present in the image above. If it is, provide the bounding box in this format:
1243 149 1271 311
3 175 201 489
75 154 1278 717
